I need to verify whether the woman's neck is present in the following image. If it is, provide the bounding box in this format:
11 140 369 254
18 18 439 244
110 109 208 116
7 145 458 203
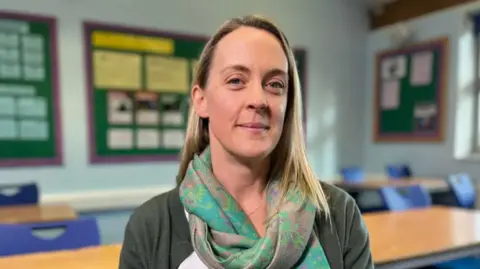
210 145 270 203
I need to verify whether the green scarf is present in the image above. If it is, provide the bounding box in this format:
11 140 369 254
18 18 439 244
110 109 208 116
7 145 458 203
179 147 331 269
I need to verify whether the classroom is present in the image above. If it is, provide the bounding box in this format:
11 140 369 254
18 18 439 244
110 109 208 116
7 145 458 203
0 0 479 268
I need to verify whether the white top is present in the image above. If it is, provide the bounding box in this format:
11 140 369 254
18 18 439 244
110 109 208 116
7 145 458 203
178 210 208 269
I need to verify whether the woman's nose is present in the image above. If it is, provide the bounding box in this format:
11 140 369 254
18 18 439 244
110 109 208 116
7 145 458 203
246 84 268 111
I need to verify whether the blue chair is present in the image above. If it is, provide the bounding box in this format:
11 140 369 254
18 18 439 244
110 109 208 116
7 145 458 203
437 257 480 269
0 217 100 256
379 185 431 211
446 173 476 209
0 183 38 206
385 164 412 179
340 166 364 182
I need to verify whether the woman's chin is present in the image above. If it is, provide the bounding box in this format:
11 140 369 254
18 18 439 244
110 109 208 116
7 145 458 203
234 143 275 160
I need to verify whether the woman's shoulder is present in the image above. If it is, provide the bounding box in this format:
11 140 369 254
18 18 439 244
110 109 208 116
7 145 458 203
120 187 193 268
317 180 365 244
317 181 373 268
128 187 179 227
319 180 357 213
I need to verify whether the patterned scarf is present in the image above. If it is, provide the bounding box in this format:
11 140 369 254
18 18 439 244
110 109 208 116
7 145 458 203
179 147 331 269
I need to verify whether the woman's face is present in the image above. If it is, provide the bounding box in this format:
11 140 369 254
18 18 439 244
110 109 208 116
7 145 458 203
192 26 288 160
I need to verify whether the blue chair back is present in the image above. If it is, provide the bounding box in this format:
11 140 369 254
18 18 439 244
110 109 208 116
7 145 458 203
340 167 364 182
385 164 412 179
379 185 431 211
0 183 38 206
447 174 476 209
0 217 100 256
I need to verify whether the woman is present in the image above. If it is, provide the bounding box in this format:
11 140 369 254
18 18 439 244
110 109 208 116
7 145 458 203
119 15 373 269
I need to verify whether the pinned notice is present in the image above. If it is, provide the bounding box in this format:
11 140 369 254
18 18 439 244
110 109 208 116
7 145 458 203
162 130 184 149
0 119 17 139
0 96 16 116
411 51 433 86
19 120 49 140
381 80 399 110
146 56 189 93
381 56 406 80
136 129 160 149
135 92 159 125
107 128 133 149
108 92 133 124
414 103 437 132
93 50 141 90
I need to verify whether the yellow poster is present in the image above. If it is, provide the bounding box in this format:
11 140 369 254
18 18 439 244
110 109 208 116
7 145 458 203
92 31 174 55
93 50 141 90
146 56 189 93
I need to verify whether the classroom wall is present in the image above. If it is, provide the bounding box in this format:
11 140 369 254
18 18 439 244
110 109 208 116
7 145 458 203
0 0 368 244
364 1 480 179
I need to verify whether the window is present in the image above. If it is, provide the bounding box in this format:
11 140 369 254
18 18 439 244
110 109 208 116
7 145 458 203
454 13 480 160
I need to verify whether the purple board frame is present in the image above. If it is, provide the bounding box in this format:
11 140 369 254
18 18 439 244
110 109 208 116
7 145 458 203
0 11 63 167
83 21 309 164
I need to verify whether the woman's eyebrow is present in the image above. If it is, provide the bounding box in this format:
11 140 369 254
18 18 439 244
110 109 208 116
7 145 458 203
220 65 287 78
220 64 251 74
265 68 287 78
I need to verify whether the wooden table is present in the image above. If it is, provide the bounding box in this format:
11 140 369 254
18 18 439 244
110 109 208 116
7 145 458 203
333 177 448 192
366 206 480 268
1 207 480 269
0 204 77 224
0 244 121 269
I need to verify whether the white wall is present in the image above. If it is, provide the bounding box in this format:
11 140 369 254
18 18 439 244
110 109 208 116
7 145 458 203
364 1 480 179
0 0 369 199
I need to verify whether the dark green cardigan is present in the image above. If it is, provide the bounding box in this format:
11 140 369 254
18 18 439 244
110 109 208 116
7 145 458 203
119 182 374 269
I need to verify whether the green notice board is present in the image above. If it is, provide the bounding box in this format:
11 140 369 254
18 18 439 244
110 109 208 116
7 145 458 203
0 12 62 167
84 21 309 163
373 37 448 143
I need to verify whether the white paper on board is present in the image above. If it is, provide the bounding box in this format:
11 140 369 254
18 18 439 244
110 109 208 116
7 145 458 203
0 20 29 34
23 65 45 81
107 129 133 149
0 32 19 48
17 97 47 118
162 130 185 149
381 56 406 80
411 51 433 86
162 112 183 125
19 120 49 140
108 92 133 124
0 63 21 79
21 34 44 51
414 103 437 118
0 84 35 96
0 119 17 139
0 96 16 116
0 48 20 63
136 129 160 149
137 111 159 125
381 80 400 110
23 51 44 65
134 92 159 125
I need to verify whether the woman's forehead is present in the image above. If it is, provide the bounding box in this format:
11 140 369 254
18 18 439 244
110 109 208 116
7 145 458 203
212 26 288 73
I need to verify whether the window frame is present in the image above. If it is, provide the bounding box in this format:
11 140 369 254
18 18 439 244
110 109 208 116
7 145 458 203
473 33 480 154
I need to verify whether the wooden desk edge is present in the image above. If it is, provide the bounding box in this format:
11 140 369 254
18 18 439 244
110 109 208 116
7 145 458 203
375 242 480 266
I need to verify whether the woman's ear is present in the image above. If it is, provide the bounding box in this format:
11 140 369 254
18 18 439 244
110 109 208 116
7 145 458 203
191 85 208 118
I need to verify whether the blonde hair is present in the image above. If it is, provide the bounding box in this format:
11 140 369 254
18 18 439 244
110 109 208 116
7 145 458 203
177 15 330 217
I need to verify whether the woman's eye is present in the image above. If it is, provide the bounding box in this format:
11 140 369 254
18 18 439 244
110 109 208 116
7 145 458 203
228 78 242 85
268 81 285 88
